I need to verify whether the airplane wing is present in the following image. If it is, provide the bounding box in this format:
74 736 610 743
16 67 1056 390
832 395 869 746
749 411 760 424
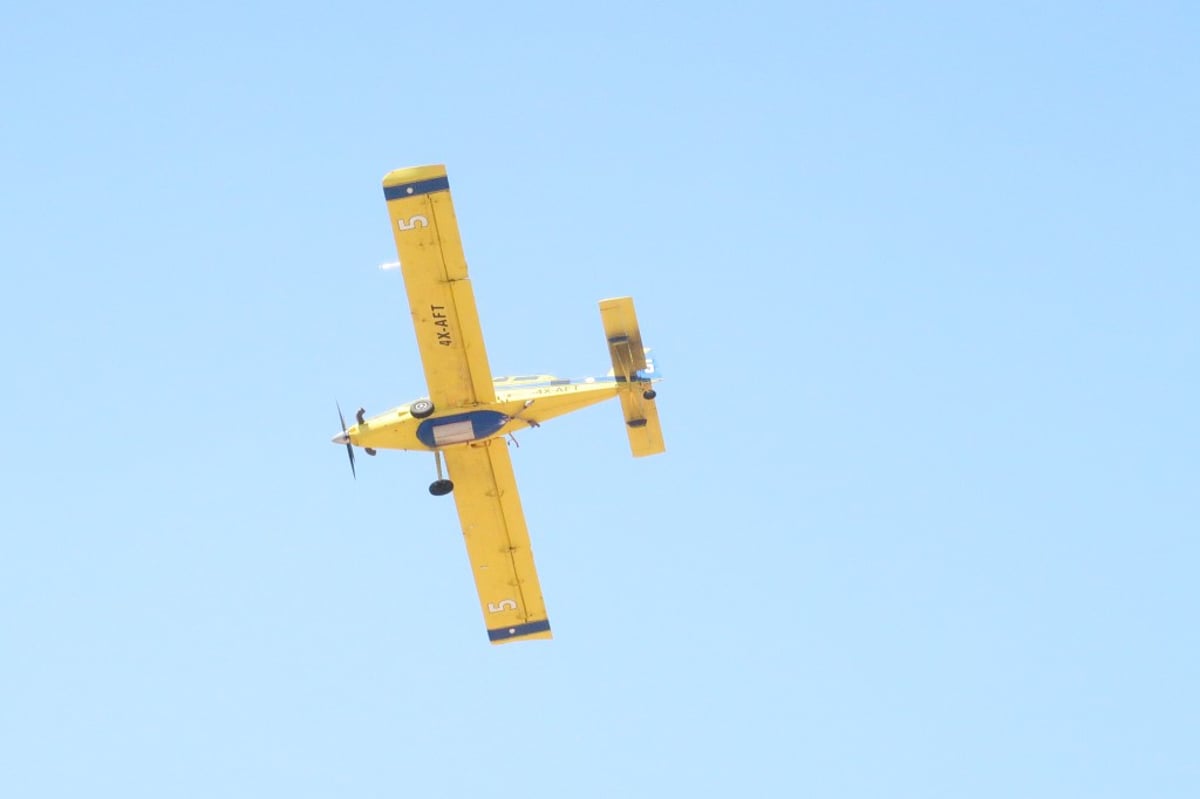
384 165 495 409
442 439 552 644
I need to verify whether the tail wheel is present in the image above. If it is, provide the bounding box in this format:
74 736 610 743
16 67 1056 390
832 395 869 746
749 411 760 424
429 479 454 496
410 399 435 419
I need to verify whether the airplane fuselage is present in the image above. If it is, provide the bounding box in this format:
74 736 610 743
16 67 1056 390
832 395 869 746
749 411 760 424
340 374 642 453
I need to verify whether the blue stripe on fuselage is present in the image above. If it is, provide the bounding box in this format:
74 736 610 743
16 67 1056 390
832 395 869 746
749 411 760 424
383 176 450 200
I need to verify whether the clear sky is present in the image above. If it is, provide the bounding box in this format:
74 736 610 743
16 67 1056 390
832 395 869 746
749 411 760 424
2 2 1197 796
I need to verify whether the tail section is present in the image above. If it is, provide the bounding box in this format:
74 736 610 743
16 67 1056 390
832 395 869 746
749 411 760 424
615 388 665 458
606 349 661 380
599 297 666 458
642 350 661 380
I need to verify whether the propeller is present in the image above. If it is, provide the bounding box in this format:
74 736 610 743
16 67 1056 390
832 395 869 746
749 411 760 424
335 402 356 479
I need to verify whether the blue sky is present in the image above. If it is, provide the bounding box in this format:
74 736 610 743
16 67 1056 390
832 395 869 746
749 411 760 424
2 2 1197 796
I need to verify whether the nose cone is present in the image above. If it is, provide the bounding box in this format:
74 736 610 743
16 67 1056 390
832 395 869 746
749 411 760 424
331 431 350 445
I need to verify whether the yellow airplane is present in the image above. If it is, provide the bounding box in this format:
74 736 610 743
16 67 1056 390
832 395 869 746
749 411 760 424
331 164 665 644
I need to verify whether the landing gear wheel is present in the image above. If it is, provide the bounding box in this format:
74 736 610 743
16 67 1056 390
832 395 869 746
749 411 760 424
364 447 377 456
643 389 657 400
429 479 454 496
410 399 435 419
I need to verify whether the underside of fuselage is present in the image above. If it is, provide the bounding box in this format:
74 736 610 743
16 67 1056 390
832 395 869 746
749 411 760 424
339 375 633 453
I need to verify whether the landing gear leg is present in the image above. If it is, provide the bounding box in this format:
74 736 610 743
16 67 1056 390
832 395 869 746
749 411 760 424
429 450 453 496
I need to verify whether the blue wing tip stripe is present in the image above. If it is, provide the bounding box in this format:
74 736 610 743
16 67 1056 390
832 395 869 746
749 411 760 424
488 619 552 641
384 176 450 200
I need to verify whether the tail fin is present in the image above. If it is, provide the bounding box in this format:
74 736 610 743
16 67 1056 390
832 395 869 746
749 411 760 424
606 349 661 380
642 349 661 380
599 297 666 458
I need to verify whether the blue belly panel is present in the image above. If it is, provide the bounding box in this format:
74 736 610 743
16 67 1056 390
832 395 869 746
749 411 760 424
416 410 510 449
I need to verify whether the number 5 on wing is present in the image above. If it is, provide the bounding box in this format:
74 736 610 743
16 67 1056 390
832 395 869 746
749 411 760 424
487 599 517 613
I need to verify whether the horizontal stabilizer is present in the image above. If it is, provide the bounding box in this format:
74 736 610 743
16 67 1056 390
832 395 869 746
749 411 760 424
599 297 647 380
599 296 665 458
617 390 665 457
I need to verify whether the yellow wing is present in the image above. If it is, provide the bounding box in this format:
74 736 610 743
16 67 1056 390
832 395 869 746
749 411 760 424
442 439 552 644
384 165 495 409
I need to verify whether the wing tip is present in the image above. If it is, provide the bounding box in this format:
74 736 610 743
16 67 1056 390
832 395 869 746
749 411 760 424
598 296 634 311
383 164 447 186
487 619 552 644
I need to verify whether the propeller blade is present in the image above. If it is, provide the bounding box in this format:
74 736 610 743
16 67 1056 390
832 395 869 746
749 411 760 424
336 402 356 479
